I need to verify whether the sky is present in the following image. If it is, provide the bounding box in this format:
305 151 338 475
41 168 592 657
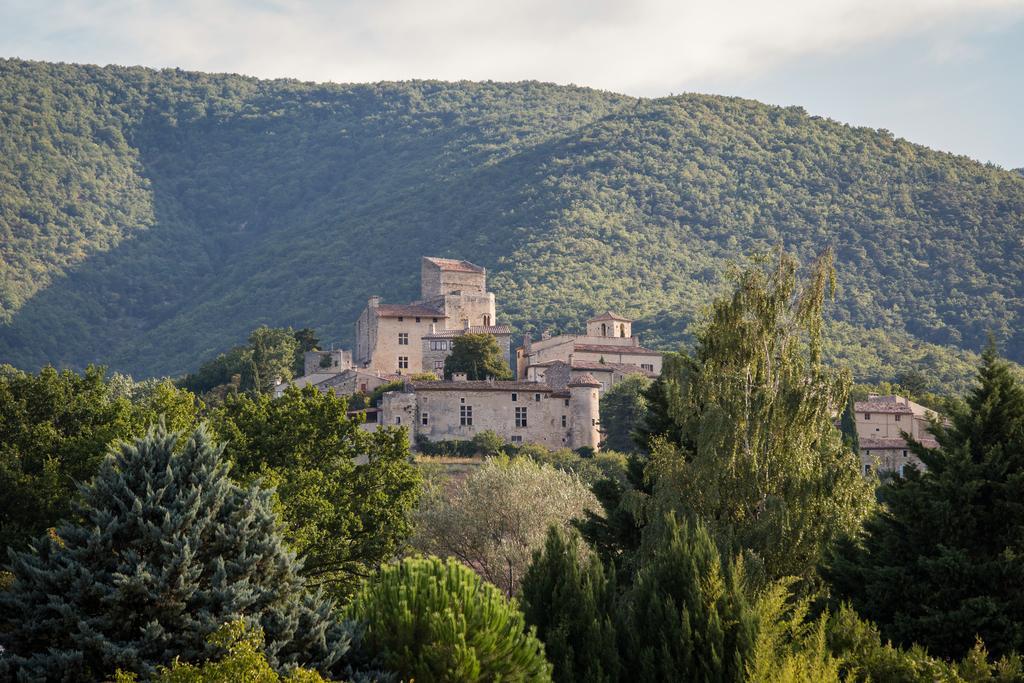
1 0 1022 168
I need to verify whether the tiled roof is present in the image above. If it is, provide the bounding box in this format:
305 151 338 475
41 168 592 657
569 360 657 377
423 325 513 339
410 380 554 392
854 398 914 414
860 437 939 450
573 343 661 356
374 303 446 318
423 257 485 273
568 373 601 388
588 311 631 322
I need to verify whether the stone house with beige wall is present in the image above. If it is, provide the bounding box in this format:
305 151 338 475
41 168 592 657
855 394 942 476
516 312 663 393
422 324 513 376
354 257 499 375
381 372 601 451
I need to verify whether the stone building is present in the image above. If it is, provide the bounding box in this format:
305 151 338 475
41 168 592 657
381 372 601 451
273 367 397 399
302 349 352 376
855 394 941 476
422 324 513 376
354 257 500 375
516 312 663 393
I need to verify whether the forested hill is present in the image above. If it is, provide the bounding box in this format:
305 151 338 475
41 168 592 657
2 58 1023 389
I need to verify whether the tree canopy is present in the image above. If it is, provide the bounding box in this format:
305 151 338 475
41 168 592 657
1 59 1020 392
442 333 513 380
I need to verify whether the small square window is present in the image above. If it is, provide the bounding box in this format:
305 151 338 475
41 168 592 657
395 416 401 425
398 316 404 322
894 414 901 422
561 415 567 428
511 435 523 443
415 317 421 323
534 393 541 402
433 317 438 323
398 333 409 345
421 412 429 426
398 356 409 369
512 393 518 402
564 399 570 407
864 413 871 420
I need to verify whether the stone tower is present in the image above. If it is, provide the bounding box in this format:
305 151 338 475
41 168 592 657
586 311 632 339
568 374 601 451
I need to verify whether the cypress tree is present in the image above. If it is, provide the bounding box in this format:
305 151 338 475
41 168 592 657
0 425 351 681
616 513 757 682
520 528 620 682
825 343 1024 658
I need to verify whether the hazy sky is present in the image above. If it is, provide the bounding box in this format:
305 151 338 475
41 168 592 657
2 0 1022 168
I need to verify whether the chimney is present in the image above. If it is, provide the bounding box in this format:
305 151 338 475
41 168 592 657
368 295 381 308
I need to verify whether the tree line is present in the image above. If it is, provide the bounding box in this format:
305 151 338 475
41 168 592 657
2 250 1024 680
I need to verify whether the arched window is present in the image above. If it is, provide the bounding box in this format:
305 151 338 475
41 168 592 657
601 323 607 336
619 323 626 337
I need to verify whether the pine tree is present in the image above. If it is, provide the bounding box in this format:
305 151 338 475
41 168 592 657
344 556 552 682
520 528 619 682
0 425 351 680
615 513 757 682
825 344 1024 659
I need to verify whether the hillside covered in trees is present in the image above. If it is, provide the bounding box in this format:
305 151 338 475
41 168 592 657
2 58 1023 389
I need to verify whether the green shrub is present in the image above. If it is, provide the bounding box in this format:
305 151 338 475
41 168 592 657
344 557 552 682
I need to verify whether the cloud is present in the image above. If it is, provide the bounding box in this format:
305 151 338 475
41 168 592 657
2 0 1023 94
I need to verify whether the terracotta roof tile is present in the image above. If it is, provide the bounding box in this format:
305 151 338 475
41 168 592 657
568 373 602 388
374 303 446 318
423 325 513 339
573 343 661 356
423 257 485 273
409 380 555 392
588 311 631 322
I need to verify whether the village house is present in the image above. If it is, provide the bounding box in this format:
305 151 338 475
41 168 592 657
381 372 601 451
516 312 662 393
353 257 509 375
855 394 941 476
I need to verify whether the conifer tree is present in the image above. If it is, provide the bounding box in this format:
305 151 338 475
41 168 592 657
825 344 1024 659
520 528 620 682
615 513 757 682
0 425 351 681
344 556 552 682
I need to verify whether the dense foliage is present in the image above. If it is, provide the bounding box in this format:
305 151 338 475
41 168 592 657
2 59 1021 391
826 344 1024 659
597 374 650 452
344 556 552 682
442 332 513 380
0 426 350 680
210 386 422 599
644 252 875 583
412 456 597 595
0 363 198 553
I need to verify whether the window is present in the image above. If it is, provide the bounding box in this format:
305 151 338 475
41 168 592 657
864 464 872 475
395 416 401 425
620 324 626 337
434 360 445 371
641 363 654 372
863 413 871 420
483 314 491 326
902 449 908 457
561 415 567 428
865 449 872 456
398 333 409 345
515 406 528 428
421 412 429 426
601 323 607 336
510 435 523 443
534 393 541 402
398 316 404 322
432 317 438 323
398 356 409 369
415 317 421 323
564 399 570 407
894 414 901 422
511 392 518 402
460 405 473 426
